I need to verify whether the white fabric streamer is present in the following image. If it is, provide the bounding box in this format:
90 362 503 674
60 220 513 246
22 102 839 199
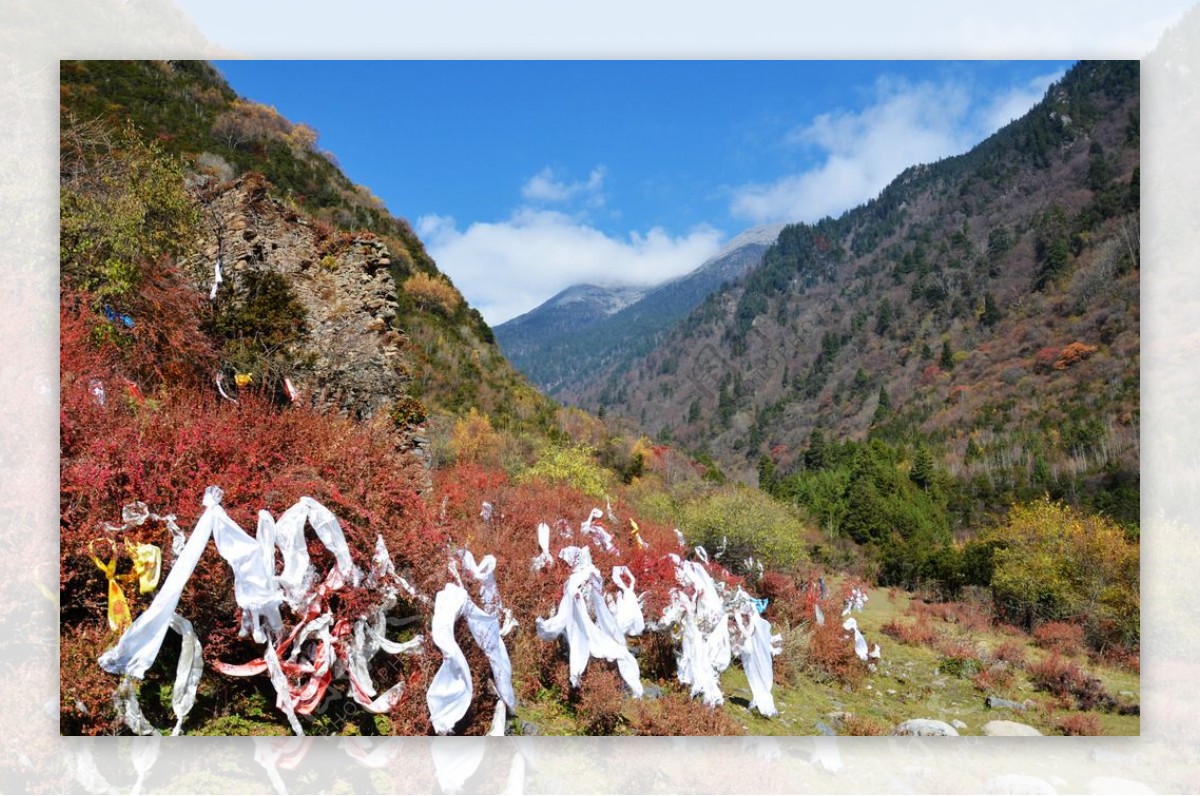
672 592 723 706
531 522 554 571
535 546 643 697
431 737 485 793
609 566 645 637
427 583 516 735
734 605 780 717
580 508 615 553
114 676 158 736
209 256 223 300
842 617 869 661
264 641 305 736
168 613 203 736
842 586 868 616
460 549 518 636
488 697 507 736
100 488 264 678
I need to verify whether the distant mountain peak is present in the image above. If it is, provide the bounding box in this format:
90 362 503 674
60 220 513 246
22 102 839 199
495 224 782 395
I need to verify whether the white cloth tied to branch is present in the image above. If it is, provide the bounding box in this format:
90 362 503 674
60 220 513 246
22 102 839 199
101 487 402 736
580 508 615 554
609 566 644 637
168 613 204 735
842 617 869 661
209 256 223 301
100 486 285 678
427 582 516 735
535 546 644 697
842 586 868 616
459 549 517 636
733 600 781 717
110 611 205 736
531 522 554 571
265 496 359 610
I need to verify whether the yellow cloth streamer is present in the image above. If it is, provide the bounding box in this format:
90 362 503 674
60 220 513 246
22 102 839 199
629 518 647 550
126 541 162 594
89 545 133 633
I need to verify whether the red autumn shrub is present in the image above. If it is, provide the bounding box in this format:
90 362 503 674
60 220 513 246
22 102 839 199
1032 621 1086 656
1090 643 1140 673
991 640 1028 666
1027 654 1114 711
804 615 866 687
756 570 806 626
911 600 992 632
1057 712 1104 736
626 692 744 736
1033 346 1060 374
839 714 889 735
971 663 1015 692
880 617 940 648
62 307 443 732
1054 342 1099 370
571 666 627 735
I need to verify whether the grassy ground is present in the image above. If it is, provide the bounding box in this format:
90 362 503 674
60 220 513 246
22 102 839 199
725 587 1139 737
190 584 1138 737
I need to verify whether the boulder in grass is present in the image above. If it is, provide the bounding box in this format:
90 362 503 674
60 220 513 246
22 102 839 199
983 720 1043 736
986 695 1028 711
891 718 959 736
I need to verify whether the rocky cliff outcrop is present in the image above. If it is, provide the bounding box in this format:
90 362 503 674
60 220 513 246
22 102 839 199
185 176 428 457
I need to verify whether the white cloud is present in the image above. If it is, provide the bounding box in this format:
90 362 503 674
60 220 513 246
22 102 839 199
731 71 1063 225
417 208 722 325
521 166 606 204
978 70 1066 134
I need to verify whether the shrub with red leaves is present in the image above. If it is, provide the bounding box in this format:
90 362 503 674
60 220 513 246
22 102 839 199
991 640 1028 666
62 288 442 733
804 615 866 687
839 714 889 735
571 667 628 735
1027 654 1114 711
1032 621 1086 656
626 691 744 736
880 617 940 648
1057 712 1104 736
756 570 806 626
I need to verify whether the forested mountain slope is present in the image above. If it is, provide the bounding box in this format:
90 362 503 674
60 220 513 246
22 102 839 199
577 61 1139 530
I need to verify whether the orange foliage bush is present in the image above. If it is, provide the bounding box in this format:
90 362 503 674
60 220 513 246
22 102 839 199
1032 621 1086 656
756 570 806 626
571 667 628 735
1057 712 1104 736
971 663 1015 692
1027 654 1114 711
626 692 744 736
1033 346 1060 373
991 640 1028 666
404 271 462 316
449 408 503 465
880 617 940 648
805 616 866 687
1053 342 1099 370
839 714 889 735
910 599 992 632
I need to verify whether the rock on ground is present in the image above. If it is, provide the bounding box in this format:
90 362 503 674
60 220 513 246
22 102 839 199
983 720 1043 736
891 718 959 736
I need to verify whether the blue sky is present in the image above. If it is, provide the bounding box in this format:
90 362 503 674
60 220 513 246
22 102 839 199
213 60 1073 324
